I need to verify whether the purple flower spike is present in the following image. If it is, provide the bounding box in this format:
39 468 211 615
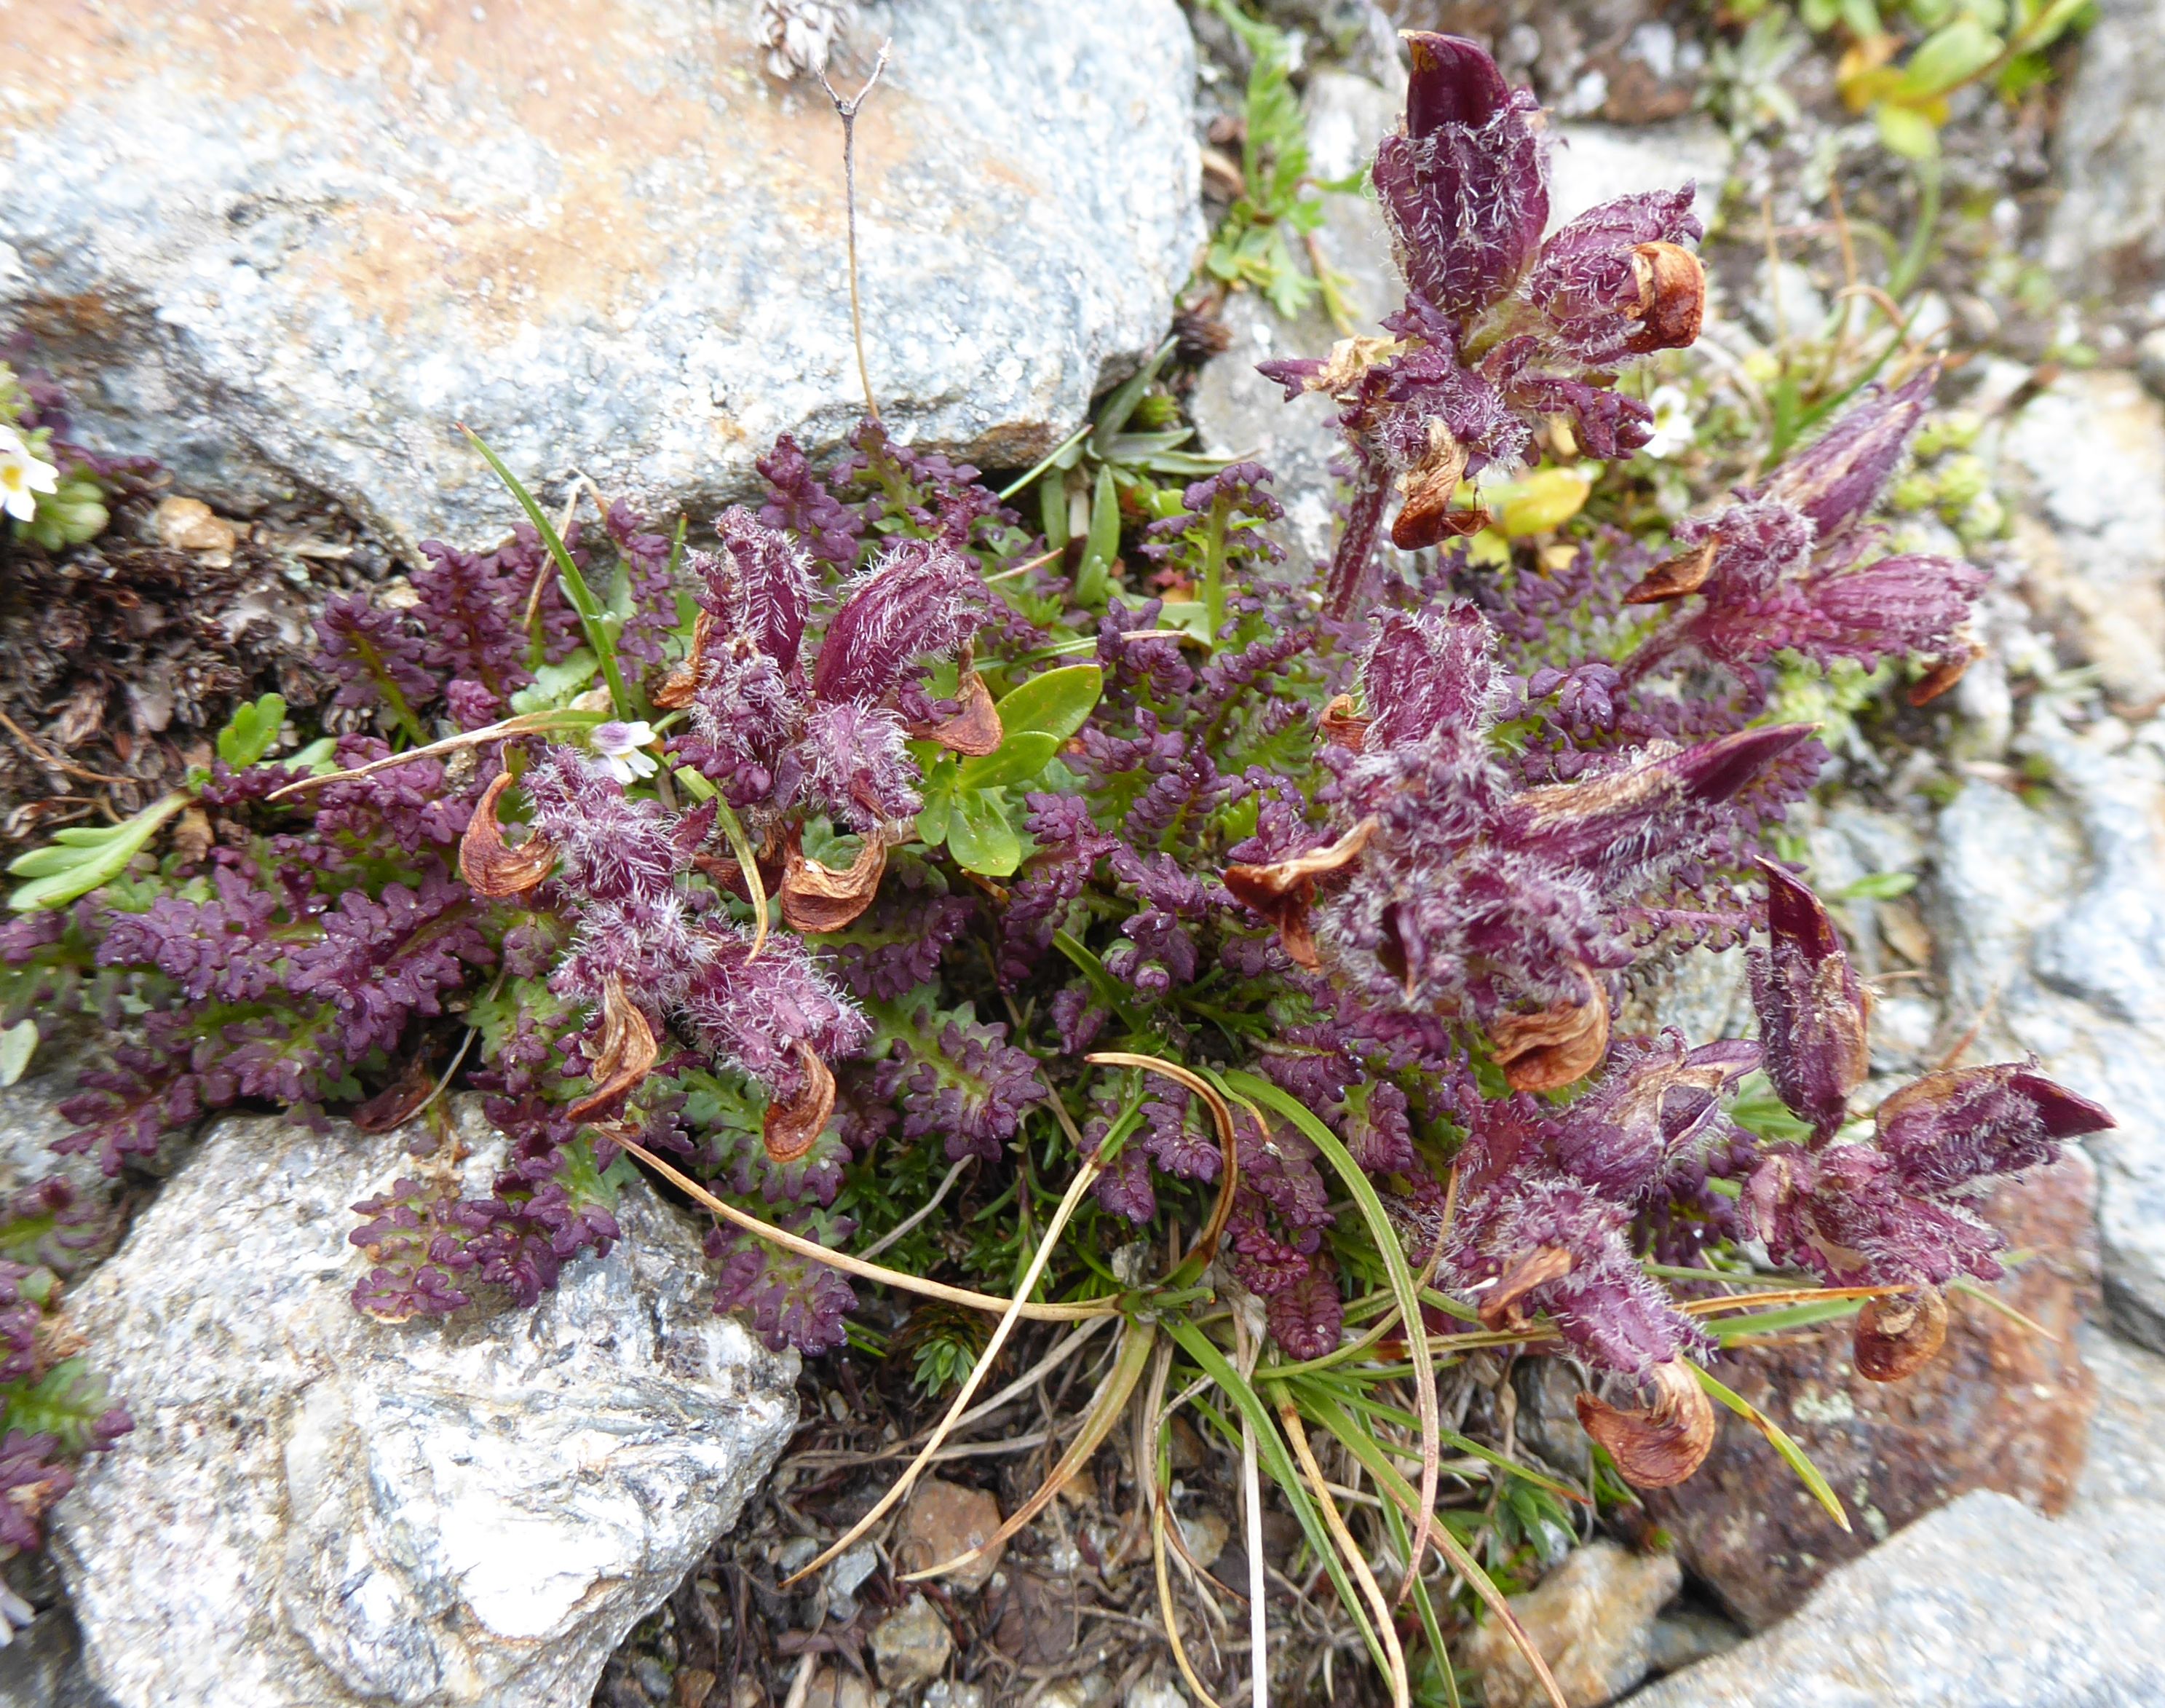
813 538 988 706
1749 860 1870 1140
1766 365 1938 542
1876 1062 2114 1195
1377 34 1548 323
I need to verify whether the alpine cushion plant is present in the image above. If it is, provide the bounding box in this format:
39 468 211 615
0 33 2109 1684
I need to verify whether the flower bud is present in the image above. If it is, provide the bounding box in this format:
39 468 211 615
1749 859 1870 1139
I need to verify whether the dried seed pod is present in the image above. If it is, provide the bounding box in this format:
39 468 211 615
1623 535 1717 605
565 973 660 1119
1575 1359 1717 1487
911 671 1004 756
1476 1245 1575 1332
1391 422 1487 550
653 609 714 710
458 771 558 897
764 1040 837 1163
1907 641 1982 706
1317 694 1372 752
1628 241 1706 352
780 831 890 933
1853 1286 1949 1382
1222 818 1378 970
1489 970 1610 1093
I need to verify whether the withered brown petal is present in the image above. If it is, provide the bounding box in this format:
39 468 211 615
763 1041 837 1163
566 973 660 1120
913 671 1004 756
780 832 890 933
652 610 713 711
1853 1286 1949 1382
1629 241 1706 352
1476 1245 1575 1331
1490 973 1611 1093
459 771 558 898
352 1053 441 1134
1907 643 1981 707
1623 536 1718 605
1317 695 1372 753
1575 1359 1717 1487
1222 818 1378 971
1391 495 1492 552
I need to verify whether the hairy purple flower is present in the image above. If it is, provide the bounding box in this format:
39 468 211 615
1239 604 1810 1082
1623 370 1986 687
813 539 989 706
1740 866 2113 1297
1272 36 1707 618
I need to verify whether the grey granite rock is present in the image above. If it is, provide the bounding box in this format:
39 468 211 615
0 0 1200 550
2001 371 2165 705
2046 0 2165 293
1930 705 2165 1350
48 1100 796 1708
1624 1326 2165 1707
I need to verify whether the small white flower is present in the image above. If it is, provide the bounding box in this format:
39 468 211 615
0 425 59 523
591 719 659 786
1640 385 1695 460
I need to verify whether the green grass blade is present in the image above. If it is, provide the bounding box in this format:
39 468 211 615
459 426 630 716
1163 1316 1390 1680
1692 1364 1851 1531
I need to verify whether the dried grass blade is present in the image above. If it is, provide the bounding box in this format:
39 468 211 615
1085 1052 1240 1270
780 1157 1104 1588
613 1136 1112 1321
710 796 770 960
1277 1396 1410 1708
903 1317 1156 1582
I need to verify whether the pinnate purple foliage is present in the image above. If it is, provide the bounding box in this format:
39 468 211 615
315 593 434 722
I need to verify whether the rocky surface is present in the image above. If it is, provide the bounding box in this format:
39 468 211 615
1929 705 2165 1352
2001 370 2165 706
0 0 1201 550
2046 0 2165 296
1465 1540 1682 1708
1644 1155 2100 1630
1627 1326 2165 1707
47 1100 796 1708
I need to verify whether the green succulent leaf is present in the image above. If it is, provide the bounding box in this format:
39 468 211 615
992 664 1102 746
215 692 288 770
8 792 191 912
944 788 1021 877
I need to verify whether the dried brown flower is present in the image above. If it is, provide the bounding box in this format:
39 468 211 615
458 771 558 897
1575 1358 1716 1487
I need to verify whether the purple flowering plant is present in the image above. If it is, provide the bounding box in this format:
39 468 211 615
0 33 2112 1685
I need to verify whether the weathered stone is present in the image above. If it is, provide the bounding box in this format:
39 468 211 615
1643 1153 2099 1630
2001 371 2165 705
2046 0 2165 293
869 1595 954 1694
0 0 1201 550
1642 1605 1744 1680
1465 1541 1680 1708
895 1479 1006 1594
49 1100 796 1708
1628 1326 2165 1708
1930 706 2165 1351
